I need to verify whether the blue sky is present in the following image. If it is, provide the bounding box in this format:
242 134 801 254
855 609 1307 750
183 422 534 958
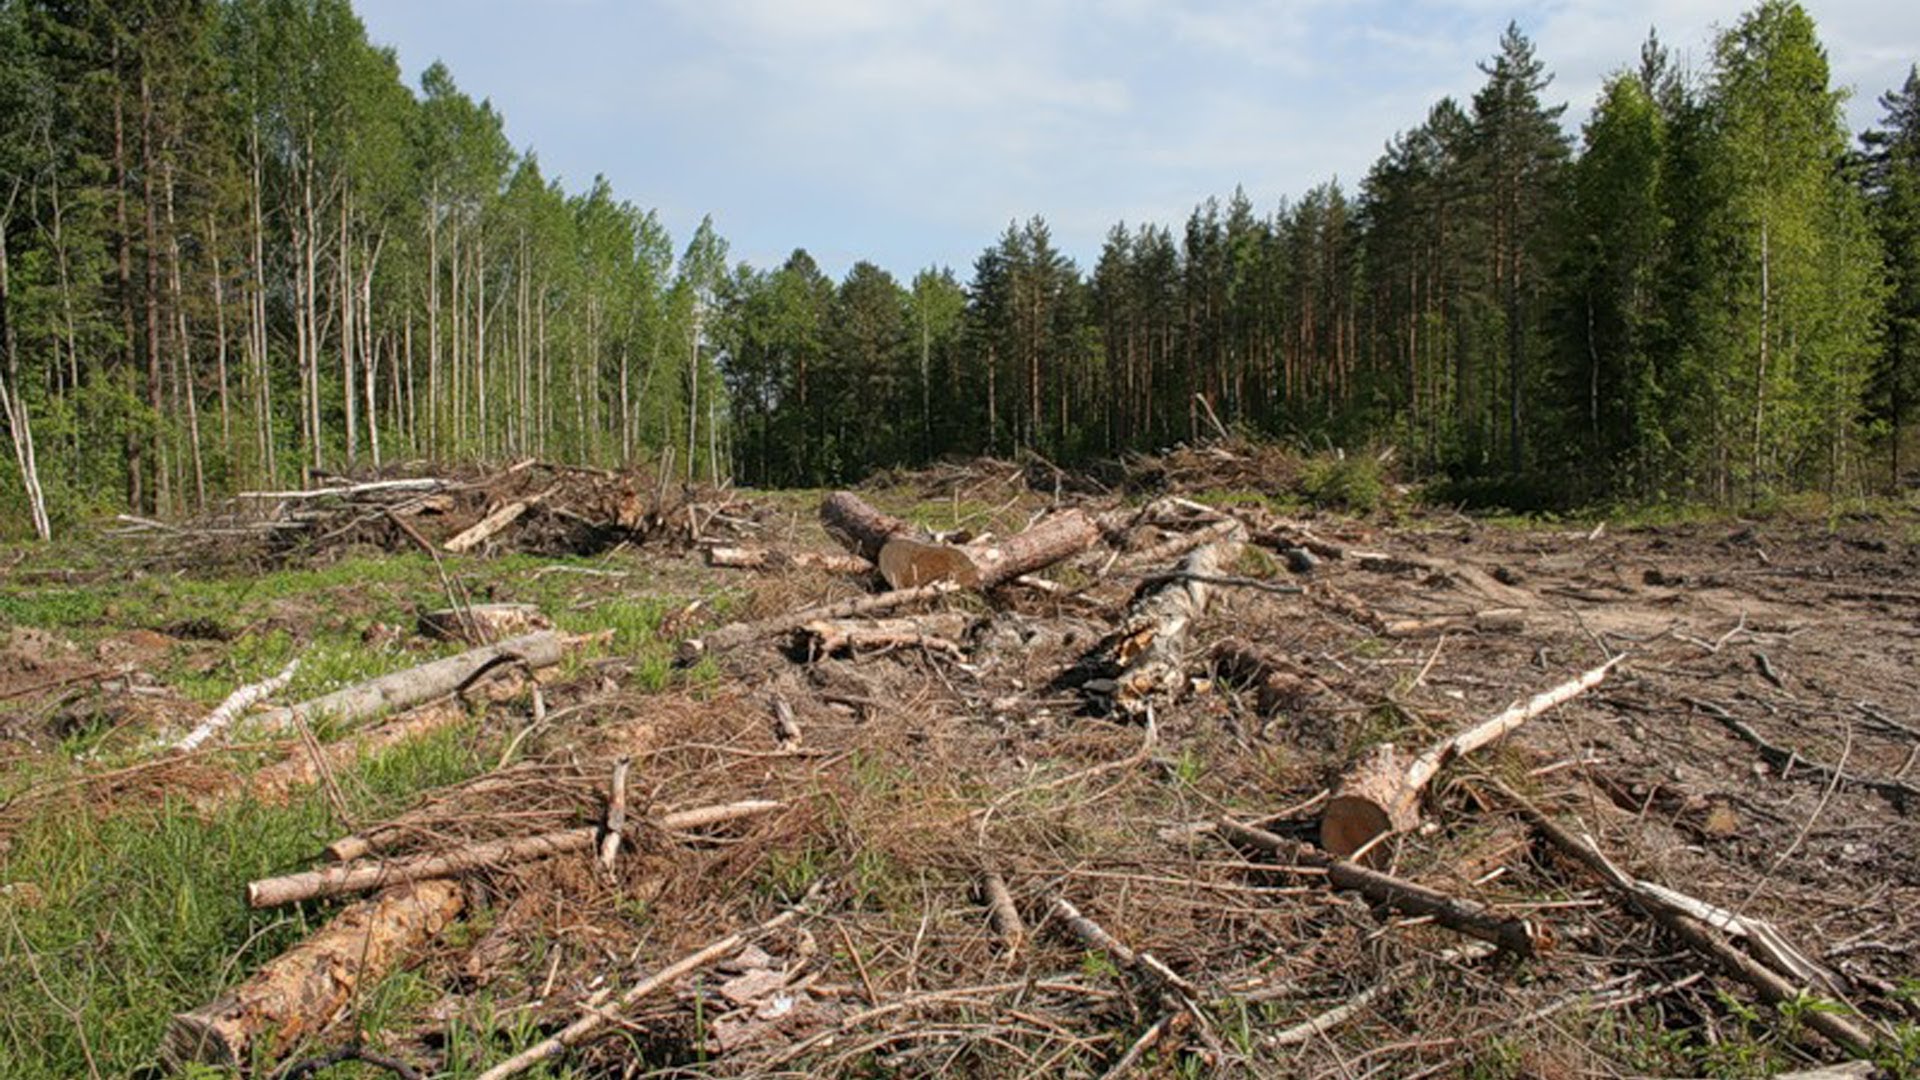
356 1 1918 282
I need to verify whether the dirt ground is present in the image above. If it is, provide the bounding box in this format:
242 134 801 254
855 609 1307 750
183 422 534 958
2 461 1917 1079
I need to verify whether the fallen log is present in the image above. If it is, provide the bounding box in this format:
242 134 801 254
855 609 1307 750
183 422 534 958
1111 518 1244 575
677 581 960 663
1090 525 1247 712
161 880 463 1069
877 509 1102 591
1321 655 1623 860
706 546 874 575
443 487 553 553
251 631 568 736
247 800 783 907
820 491 917 562
799 615 970 660
1219 819 1543 957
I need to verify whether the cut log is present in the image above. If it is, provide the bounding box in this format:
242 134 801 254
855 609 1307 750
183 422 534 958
877 536 984 589
819 491 917 562
706 546 874 574
982 871 1025 955
443 487 552 553
877 509 1102 591
1219 819 1543 957
1092 526 1247 712
678 581 960 663
418 603 551 644
247 800 783 907
1322 656 1623 860
161 880 463 1069
251 631 568 736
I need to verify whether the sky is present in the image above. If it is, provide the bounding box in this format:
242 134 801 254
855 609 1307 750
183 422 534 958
355 0 1919 282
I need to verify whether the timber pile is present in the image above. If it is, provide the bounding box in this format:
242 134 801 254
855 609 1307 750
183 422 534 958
82 475 1917 1079
112 460 771 565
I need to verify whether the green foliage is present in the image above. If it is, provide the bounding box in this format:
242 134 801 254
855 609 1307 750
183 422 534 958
1299 451 1386 513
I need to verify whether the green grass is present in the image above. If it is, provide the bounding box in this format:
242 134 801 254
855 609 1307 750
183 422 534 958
0 722 488 1079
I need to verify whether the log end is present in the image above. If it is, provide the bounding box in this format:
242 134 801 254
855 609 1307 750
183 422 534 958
1319 795 1397 862
878 537 981 590
161 1001 247 1070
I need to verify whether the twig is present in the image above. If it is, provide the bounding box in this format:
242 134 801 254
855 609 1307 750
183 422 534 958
273 1045 421 1080
598 758 630 873
474 883 828 1080
1686 697 1920 803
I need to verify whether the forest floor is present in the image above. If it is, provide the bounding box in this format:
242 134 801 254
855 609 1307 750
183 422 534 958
1 452 1918 1080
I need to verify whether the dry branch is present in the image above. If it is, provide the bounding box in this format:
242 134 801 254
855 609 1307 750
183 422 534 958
1219 819 1543 957
442 487 552 553
247 800 783 907
1383 609 1526 638
1321 655 1623 859
800 615 971 660
982 871 1026 955
174 657 300 752
161 881 463 1069
472 890 821 1080
1048 898 1198 997
1498 785 1873 1055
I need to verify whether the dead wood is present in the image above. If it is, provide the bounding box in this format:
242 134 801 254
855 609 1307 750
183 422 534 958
418 603 550 644
820 491 918 562
1383 608 1527 638
1686 697 1920 804
174 657 300 752
1498 784 1874 1055
161 880 463 1069
1209 638 1329 714
251 631 569 736
678 581 961 663
1219 819 1544 957
1110 518 1243 575
443 487 553 553
798 613 974 660
981 870 1026 955
599 758 631 872
472 888 822 1080
1048 897 1198 998
706 546 874 575
247 800 783 907
1089 525 1247 711
1321 655 1623 860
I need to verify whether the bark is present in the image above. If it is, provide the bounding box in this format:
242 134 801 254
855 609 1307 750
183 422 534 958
443 488 553 554
161 880 464 1069
247 800 783 907
819 491 917 562
799 615 972 660
1321 656 1623 859
678 581 961 663
249 631 568 735
1092 526 1247 711
961 509 1100 589
174 658 301 752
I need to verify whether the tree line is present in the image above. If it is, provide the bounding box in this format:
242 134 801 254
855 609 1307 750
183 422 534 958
0 1 1917 539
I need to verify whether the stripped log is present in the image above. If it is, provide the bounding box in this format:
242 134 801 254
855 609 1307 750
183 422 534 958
677 581 961 663
1219 819 1544 957
1089 525 1247 712
443 487 552 553
820 491 917 562
247 800 784 907
251 631 569 736
706 546 874 575
799 617 969 660
161 881 463 1069
1321 655 1623 860
174 657 301 752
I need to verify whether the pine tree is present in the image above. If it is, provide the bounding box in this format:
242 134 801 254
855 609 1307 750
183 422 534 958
1863 66 1920 485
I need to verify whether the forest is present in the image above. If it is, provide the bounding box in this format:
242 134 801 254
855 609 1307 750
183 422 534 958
0 0 1917 539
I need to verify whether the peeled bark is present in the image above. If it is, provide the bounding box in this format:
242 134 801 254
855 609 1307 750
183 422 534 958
1092 526 1247 711
161 880 463 1069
